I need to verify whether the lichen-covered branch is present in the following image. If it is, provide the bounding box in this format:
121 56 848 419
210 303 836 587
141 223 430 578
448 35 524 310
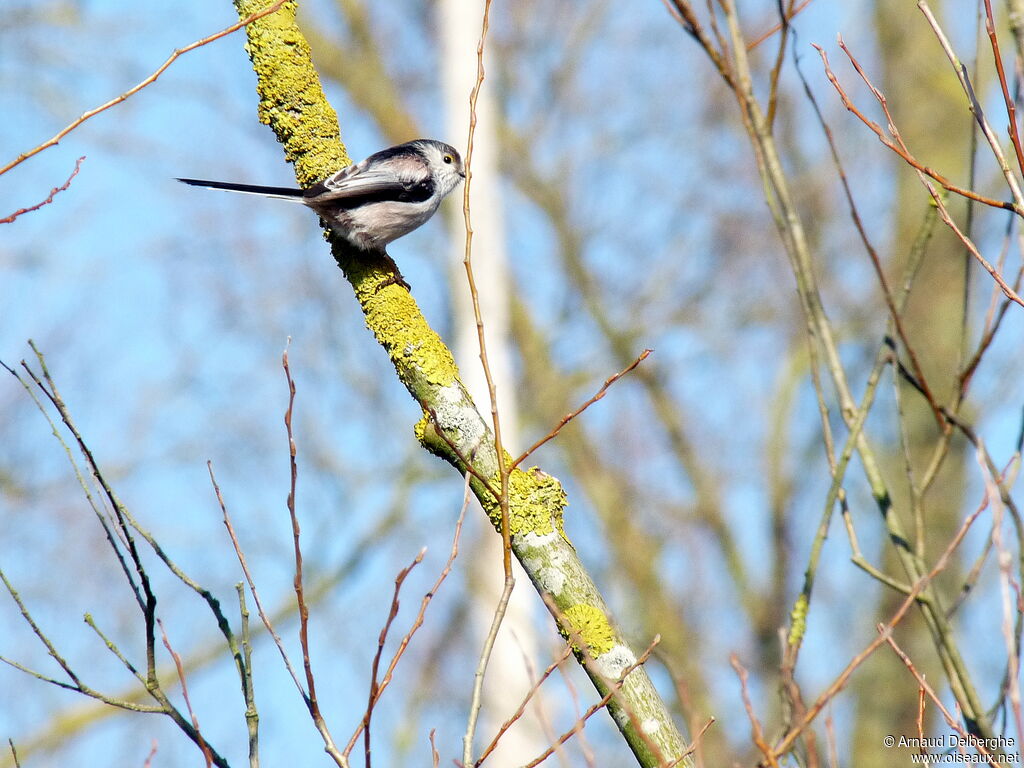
231 1 689 764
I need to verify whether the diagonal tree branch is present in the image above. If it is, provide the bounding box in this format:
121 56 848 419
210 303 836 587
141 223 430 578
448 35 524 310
229 1 690 764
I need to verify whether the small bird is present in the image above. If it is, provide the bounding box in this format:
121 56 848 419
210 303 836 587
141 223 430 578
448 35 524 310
178 139 465 254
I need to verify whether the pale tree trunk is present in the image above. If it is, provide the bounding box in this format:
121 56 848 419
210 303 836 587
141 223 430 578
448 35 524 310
440 2 551 766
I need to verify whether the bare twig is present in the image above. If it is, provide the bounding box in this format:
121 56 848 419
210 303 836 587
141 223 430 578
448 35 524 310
981 444 1024 752
280 345 330 741
814 42 1018 214
918 0 1024 208
0 1 287 177
429 730 440 768
731 655 779 768
343 477 471 757
142 741 158 768
520 638 661 768
680 718 716 765
747 0 815 50
884 633 999 764
980 0 1024 180
158 620 213 768
474 642 576 766
237 584 259 768
360 550 425 768
464 571 516 767
512 349 652 469
212 461 345 765
771 499 988 759
818 39 1024 310
1 156 85 224
460 2 518 765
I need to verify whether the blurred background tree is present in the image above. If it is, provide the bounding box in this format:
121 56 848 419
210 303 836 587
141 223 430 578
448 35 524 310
1 0 1021 766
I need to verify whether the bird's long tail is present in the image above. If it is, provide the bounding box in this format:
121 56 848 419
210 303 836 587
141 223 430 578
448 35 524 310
176 178 305 201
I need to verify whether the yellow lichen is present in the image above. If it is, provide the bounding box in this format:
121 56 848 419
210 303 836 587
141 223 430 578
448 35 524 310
234 0 348 186
562 604 616 657
787 593 808 647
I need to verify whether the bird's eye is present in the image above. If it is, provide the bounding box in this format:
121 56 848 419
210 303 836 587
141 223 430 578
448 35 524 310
443 154 453 164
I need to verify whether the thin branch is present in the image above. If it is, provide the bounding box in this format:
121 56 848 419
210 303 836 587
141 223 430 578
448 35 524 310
747 0 815 50
360 550 425 768
142 741 158 768
279 343 340 762
884 633 1001 765
520 638 661 768
237 584 260 768
820 39 1024 310
1 156 86 224
343 476 470 757
460 1 517 765
919 0 1024 208
512 349 651 469
158 620 214 768
982 443 1024 752
464 575 516 767
813 42 1018 214
982 0 1024 185
771 498 988 758
474 642 576 766
731 655 779 768
210 464 307 700
0 1 287 177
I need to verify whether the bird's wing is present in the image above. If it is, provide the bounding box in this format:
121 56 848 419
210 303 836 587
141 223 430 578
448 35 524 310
307 155 432 206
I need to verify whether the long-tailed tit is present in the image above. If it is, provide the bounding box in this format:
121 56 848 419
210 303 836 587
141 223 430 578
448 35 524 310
178 139 465 253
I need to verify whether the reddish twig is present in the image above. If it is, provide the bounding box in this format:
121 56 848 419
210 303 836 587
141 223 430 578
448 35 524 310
1 156 86 224
344 477 470 758
474 642 576 766
681 718 716 765
770 497 988 759
747 0 815 50
824 710 839 768
917 684 926 749
795 47 946 430
883 633 997 763
813 42 1017 213
142 741 159 768
0 0 286 178
429 730 440 768
817 39 1024 310
512 349 652 469
361 549 425 768
281 345 324 727
981 0 1024 180
520 638 661 768
731 655 779 768
158 619 213 768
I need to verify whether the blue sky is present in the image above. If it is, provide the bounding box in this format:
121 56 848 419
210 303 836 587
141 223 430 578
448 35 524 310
2 1 1023 766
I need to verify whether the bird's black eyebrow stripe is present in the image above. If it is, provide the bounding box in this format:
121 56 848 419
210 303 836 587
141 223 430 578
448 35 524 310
306 177 435 209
